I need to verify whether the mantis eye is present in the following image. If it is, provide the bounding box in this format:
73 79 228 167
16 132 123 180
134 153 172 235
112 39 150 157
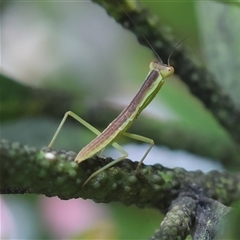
149 61 174 78
160 66 174 78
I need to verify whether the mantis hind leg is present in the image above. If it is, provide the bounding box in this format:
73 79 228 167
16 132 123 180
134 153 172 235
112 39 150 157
122 132 154 174
83 143 128 185
83 132 153 185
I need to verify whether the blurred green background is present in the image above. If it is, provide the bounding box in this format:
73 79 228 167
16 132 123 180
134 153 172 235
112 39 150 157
1 1 239 239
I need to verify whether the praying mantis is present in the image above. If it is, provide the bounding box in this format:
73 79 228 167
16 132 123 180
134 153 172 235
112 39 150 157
48 3 180 185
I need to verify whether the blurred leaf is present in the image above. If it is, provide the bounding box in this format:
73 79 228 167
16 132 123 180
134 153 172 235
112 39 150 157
195 1 240 105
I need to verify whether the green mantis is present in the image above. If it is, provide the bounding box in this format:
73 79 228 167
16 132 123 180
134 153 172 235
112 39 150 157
47 2 182 185
48 60 174 184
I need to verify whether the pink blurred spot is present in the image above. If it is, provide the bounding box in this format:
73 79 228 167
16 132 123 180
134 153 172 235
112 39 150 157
39 197 113 238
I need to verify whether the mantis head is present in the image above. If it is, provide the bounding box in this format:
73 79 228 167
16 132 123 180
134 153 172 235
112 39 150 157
149 61 174 79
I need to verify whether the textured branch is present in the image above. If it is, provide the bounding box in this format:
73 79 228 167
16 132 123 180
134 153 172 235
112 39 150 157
1 140 239 239
92 0 240 145
149 192 197 240
150 193 235 240
1 139 240 208
191 197 233 239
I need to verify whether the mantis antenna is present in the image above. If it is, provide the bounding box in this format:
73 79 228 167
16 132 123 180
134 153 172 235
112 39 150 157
167 35 191 66
117 1 163 63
